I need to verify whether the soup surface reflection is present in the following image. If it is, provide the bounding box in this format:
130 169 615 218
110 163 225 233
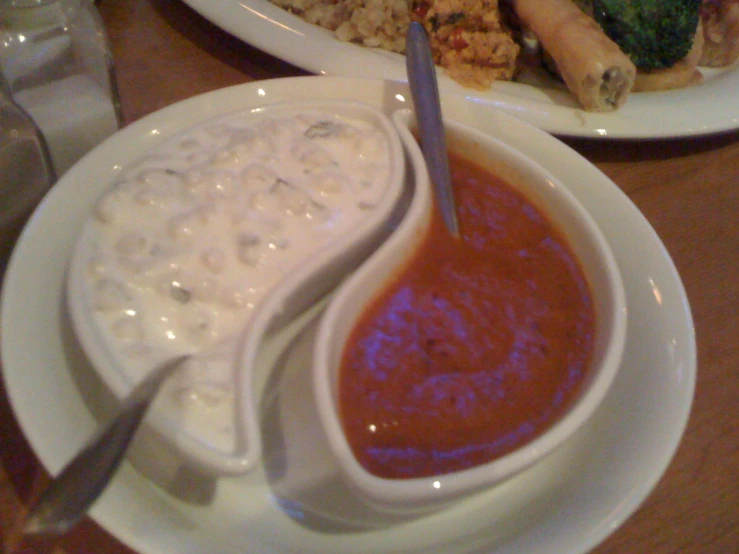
339 149 596 479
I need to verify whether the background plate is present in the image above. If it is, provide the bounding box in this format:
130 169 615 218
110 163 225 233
1 76 696 554
181 0 739 139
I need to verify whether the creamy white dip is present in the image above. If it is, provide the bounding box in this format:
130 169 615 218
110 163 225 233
82 108 393 451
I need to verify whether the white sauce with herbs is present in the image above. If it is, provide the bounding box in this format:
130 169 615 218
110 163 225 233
83 108 393 451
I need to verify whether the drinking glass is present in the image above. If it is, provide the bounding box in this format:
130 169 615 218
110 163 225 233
0 72 55 267
0 0 122 175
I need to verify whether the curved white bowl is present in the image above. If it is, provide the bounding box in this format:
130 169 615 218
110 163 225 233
66 99 407 476
312 108 628 513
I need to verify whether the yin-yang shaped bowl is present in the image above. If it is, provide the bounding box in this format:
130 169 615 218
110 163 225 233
312 109 628 514
66 99 407 476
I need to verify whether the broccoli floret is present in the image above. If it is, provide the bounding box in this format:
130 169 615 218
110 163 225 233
591 0 702 70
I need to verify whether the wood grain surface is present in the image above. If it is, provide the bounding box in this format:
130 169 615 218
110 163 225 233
1 1 737 553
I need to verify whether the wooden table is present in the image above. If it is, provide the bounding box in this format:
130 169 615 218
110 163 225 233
1 1 737 552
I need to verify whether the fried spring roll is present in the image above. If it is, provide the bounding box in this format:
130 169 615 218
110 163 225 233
512 0 636 111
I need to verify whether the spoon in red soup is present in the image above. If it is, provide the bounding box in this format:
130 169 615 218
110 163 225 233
313 108 627 513
406 21 460 238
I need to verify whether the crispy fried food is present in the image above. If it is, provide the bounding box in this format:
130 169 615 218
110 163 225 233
512 0 636 111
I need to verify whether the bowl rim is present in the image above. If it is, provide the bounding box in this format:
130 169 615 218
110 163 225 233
312 108 628 510
65 98 408 476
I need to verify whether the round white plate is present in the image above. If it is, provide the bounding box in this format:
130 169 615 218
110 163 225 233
1 76 696 554
181 0 739 139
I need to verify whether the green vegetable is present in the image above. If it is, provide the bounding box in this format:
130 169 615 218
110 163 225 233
590 0 702 70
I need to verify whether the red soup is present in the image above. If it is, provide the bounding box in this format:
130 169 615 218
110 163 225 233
338 148 596 479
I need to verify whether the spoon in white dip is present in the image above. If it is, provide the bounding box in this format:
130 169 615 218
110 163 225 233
405 21 460 238
20 355 190 541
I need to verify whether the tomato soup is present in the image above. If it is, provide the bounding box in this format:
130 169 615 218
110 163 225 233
338 149 596 479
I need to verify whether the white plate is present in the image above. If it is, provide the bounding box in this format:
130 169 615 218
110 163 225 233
181 0 739 139
1 76 696 554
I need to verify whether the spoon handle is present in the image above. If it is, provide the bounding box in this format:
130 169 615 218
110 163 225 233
405 21 460 237
22 355 189 538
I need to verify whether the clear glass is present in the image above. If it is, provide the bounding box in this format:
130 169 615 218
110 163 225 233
0 0 122 175
0 72 55 268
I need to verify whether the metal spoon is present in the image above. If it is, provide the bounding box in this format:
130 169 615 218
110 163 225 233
22 355 189 538
405 21 460 238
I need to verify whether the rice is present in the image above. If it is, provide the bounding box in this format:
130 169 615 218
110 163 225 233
335 0 411 52
271 0 520 89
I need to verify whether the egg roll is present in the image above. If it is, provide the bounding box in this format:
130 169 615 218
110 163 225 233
512 0 636 111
